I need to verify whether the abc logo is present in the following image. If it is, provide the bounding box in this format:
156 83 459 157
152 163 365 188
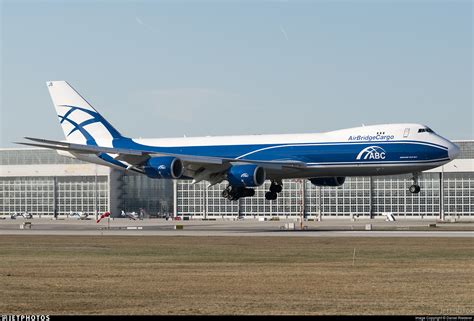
356 146 386 160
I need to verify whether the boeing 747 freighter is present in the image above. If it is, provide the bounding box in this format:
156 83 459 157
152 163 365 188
16 81 460 201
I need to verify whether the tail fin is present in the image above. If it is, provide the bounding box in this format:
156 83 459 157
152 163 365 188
47 81 124 147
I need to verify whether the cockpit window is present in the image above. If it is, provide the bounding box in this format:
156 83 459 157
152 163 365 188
418 127 434 133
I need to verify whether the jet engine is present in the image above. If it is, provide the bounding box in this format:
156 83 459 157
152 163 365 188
226 164 266 187
143 156 184 179
309 177 346 187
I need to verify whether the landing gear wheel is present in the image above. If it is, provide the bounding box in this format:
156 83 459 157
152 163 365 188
246 189 256 197
222 186 236 200
270 184 282 194
409 173 421 194
222 186 255 201
222 189 230 199
409 185 421 194
230 195 240 201
265 191 277 201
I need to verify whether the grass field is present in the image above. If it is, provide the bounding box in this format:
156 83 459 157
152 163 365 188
0 236 472 315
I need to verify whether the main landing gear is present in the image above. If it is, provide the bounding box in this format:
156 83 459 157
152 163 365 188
221 181 284 201
265 181 283 201
409 173 421 194
222 186 255 201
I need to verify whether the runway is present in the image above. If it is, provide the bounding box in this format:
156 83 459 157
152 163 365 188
0 218 472 237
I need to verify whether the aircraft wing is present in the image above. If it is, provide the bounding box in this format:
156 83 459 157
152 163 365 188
16 137 308 170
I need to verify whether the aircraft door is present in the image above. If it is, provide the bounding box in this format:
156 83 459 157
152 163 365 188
403 128 410 138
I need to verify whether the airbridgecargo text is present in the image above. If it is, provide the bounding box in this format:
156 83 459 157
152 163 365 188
348 134 395 141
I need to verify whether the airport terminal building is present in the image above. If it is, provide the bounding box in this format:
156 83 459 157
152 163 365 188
1 140 473 220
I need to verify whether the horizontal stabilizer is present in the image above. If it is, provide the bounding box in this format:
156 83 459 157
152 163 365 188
15 141 95 154
22 137 143 155
24 137 71 146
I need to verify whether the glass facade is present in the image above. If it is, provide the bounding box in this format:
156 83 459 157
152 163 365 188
120 173 173 215
56 176 108 215
455 141 474 160
306 177 371 217
0 176 108 216
241 180 303 217
177 172 474 218
176 181 305 217
372 173 440 217
0 177 54 216
177 180 207 216
444 173 474 216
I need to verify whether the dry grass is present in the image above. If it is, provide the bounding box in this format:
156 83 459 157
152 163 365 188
0 236 472 315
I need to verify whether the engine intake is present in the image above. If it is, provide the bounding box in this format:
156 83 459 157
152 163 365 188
309 177 346 187
143 156 183 179
227 164 266 187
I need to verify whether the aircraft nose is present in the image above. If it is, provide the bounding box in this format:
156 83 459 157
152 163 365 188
448 143 460 160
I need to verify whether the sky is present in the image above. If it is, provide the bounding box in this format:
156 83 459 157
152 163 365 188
0 0 472 147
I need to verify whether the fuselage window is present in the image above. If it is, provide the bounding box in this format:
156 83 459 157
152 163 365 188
418 127 434 133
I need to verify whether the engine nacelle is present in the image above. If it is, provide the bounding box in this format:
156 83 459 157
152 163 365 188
143 157 183 179
309 177 346 187
227 164 266 187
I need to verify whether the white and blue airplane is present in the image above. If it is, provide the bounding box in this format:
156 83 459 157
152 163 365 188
17 81 460 201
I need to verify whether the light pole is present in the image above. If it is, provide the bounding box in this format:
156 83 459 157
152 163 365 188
173 180 178 218
440 165 444 221
203 183 207 220
318 186 322 221
95 164 98 221
300 179 304 230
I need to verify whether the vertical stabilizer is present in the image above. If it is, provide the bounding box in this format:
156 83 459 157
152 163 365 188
46 81 123 147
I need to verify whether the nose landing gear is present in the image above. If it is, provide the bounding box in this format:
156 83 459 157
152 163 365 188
409 173 421 194
221 180 284 201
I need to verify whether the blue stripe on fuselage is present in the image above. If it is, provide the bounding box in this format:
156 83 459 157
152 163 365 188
111 138 449 165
